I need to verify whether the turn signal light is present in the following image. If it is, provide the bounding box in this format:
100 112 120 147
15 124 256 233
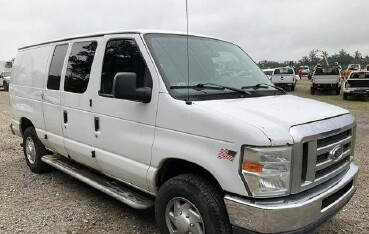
243 162 263 173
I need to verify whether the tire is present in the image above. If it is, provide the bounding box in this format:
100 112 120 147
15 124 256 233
155 174 231 234
4 82 9 92
310 87 315 95
291 85 295 91
336 87 341 95
23 127 50 173
343 93 348 100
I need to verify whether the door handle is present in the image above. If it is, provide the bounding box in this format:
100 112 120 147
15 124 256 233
63 111 68 124
94 117 100 132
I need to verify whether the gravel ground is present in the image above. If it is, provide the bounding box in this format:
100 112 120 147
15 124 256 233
0 90 368 233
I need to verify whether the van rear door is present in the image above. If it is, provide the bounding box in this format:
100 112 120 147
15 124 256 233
60 39 100 170
43 44 69 156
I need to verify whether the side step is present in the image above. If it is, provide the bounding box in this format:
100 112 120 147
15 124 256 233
42 155 154 209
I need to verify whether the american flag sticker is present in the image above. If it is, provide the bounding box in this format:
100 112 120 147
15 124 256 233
217 148 237 162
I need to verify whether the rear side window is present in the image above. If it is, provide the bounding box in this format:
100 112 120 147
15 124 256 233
100 39 151 96
64 41 97 93
47 44 68 90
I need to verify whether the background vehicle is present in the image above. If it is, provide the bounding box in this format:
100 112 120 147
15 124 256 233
343 64 361 79
343 71 369 100
1 71 11 91
9 31 358 234
0 73 3 89
271 67 297 91
262 68 274 80
311 66 341 95
299 65 310 76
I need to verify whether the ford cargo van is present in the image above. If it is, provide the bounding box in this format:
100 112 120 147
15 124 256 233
9 31 358 233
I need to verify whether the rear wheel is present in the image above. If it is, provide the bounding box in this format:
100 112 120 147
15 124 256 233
336 87 341 95
4 82 9 92
23 127 50 173
343 92 348 100
155 174 231 234
310 87 315 95
291 85 295 91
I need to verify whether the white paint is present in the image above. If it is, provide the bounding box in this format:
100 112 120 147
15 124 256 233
10 32 350 199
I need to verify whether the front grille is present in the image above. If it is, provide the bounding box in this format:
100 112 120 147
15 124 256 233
299 127 353 190
290 115 356 194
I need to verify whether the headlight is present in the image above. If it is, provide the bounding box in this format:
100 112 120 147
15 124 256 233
241 146 292 198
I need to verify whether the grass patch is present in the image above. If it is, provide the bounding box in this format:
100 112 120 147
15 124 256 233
291 78 369 111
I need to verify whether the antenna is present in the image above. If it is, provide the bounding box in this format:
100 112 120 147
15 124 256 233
185 0 192 105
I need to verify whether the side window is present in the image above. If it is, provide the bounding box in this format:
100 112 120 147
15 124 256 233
100 39 152 96
64 41 97 93
47 44 68 90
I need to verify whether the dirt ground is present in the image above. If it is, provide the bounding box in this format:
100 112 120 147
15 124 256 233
0 88 368 233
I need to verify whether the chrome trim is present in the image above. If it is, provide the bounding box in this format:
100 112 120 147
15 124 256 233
289 114 356 194
316 135 351 155
316 150 350 171
224 163 358 233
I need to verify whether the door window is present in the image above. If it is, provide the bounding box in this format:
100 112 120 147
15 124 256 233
64 41 97 93
47 44 68 90
100 39 152 96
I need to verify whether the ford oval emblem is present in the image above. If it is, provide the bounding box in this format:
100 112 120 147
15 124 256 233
329 145 344 160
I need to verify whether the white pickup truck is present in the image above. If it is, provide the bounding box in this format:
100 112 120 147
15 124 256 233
271 67 297 91
311 66 342 95
9 31 358 234
343 71 369 100
0 71 11 91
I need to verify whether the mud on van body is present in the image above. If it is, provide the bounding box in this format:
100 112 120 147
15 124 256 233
10 31 358 234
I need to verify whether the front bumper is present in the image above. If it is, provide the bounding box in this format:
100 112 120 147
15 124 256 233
224 163 358 233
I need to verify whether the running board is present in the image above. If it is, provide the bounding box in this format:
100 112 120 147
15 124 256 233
42 155 154 209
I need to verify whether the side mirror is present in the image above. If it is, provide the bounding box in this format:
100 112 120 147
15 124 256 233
112 72 152 103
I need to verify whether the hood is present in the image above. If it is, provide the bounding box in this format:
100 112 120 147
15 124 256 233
195 94 349 144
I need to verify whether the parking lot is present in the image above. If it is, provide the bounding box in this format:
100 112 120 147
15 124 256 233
0 80 368 233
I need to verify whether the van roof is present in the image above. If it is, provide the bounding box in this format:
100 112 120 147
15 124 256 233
18 30 221 50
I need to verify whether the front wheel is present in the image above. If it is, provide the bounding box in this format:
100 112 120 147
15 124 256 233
155 174 231 234
343 92 348 100
291 85 295 91
23 127 50 173
310 87 315 95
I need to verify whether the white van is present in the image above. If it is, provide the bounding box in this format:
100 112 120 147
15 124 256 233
10 31 358 234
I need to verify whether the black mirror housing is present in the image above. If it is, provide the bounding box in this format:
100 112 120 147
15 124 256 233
112 72 152 103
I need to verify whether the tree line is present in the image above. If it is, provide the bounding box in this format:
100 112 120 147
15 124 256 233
258 49 369 70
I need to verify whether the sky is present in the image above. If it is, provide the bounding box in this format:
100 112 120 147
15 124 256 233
0 0 368 62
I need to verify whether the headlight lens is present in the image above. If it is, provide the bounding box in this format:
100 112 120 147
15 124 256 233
242 146 292 197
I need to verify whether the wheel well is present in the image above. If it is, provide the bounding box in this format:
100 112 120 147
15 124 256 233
156 159 222 191
20 118 34 136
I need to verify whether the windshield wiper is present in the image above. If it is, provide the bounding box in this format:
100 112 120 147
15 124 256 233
171 83 251 95
241 83 286 94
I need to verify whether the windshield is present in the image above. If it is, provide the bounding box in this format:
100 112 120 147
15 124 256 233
300 66 308 69
263 70 273 76
144 34 276 100
350 72 369 79
274 67 294 75
314 67 339 75
348 64 360 70
3 72 10 77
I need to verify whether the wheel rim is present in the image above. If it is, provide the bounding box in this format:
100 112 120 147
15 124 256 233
25 137 36 164
165 197 204 234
